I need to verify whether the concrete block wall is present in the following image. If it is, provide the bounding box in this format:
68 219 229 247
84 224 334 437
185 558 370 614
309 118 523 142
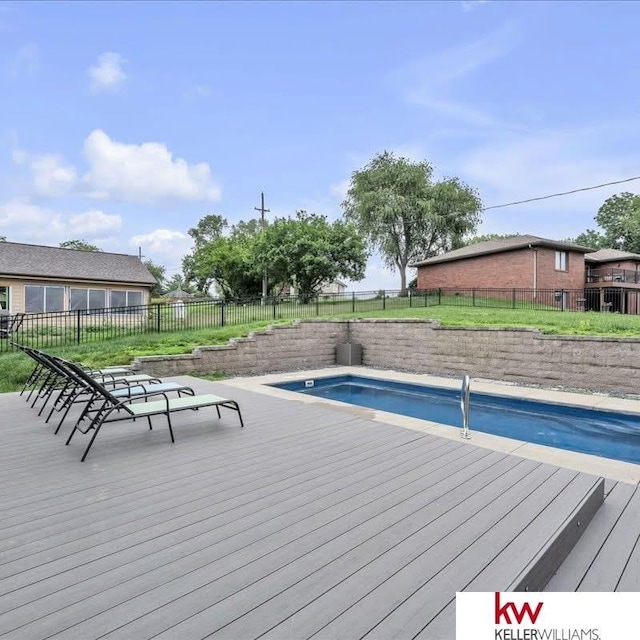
349 319 640 393
132 320 348 377
132 318 640 394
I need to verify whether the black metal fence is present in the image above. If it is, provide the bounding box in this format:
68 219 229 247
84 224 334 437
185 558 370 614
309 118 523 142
0 286 635 353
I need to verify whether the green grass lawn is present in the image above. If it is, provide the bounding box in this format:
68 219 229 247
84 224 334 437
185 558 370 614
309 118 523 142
2 306 639 393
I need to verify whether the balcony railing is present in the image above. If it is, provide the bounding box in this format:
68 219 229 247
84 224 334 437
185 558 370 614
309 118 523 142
586 268 640 284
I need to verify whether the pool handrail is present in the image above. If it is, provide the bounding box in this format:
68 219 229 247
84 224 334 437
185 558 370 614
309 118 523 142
461 375 471 439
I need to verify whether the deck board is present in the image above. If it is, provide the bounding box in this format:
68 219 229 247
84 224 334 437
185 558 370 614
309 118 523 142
0 374 614 640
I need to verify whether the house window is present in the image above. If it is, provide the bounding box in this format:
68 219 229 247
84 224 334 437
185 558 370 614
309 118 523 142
70 288 106 313
0 286 9 311
110 290 143 309
555 251 568 271
24 285 65 313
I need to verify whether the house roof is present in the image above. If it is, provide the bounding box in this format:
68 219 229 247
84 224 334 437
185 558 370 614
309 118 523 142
0 241 157 285
165 288 193 298
410 235 594 267
584 248 640 263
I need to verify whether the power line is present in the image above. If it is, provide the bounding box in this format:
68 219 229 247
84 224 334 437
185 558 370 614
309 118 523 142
483 175 640 211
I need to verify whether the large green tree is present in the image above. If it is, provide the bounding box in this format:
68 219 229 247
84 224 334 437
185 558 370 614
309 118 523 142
182 217 263 298
164 273 195 294
187 213 227 249
595 192 640 252
255 211 367 300
572 192 640 252
465 232 521 245
342 151 482 294
59 239 102 251
143 259 167 297
572 229 608 250
182 214 227 292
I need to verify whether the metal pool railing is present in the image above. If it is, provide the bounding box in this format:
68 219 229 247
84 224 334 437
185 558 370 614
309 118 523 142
461 375 471 439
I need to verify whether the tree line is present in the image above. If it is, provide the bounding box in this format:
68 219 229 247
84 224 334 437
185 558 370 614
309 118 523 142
181 151 482 298
5 152 635 299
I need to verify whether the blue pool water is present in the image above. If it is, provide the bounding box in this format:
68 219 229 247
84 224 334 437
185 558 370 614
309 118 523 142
271 375 640 464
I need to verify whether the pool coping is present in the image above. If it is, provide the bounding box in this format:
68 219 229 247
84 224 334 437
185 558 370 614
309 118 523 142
221 366 640 486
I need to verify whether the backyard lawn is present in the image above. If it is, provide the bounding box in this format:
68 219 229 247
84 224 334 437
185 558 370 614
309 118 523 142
2 306 640 393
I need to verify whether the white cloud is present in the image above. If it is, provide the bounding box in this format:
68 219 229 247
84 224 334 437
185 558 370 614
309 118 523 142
68 210 122 237
129 229 192 261
11 148 27 164
30 154 78 197
83 129 221 202
7 43 40 76
15 130 221 203
461 0 490 12
0 199 121 244
397 26 518 130
88 52 127 93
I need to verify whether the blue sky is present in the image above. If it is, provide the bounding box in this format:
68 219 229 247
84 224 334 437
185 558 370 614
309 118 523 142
1 0 639 290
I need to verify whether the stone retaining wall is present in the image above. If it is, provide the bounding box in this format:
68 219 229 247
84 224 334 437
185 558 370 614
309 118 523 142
132 320 347 377
131 318 640 394
350 319 640 393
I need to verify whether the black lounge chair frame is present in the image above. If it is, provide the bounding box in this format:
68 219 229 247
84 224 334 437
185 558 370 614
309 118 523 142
62 361 244 461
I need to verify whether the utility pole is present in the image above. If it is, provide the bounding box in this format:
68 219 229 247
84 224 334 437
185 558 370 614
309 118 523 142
254 191 270 302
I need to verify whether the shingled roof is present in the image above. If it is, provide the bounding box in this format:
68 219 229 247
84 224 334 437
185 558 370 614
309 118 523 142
410 235 594 267
0 241 157 285
584 248 640 263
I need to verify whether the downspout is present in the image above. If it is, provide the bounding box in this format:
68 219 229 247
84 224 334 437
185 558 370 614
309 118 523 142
529 244 538 298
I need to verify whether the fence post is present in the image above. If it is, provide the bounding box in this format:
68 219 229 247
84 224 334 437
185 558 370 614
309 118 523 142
156 303 161 332
472 288 476 307
409 290 413 308
273 297 277 320
316 295 319 316
438 288 442 305
221 300 225 327
512 288 516 309
352 291 355 313
76 309 81 344
382 290 386 310
561 289 565 312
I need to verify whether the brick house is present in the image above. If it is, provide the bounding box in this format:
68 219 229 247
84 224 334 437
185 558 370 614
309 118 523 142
585 249 640 313
410 235 640 314
0 241 157 314
412 235 589 287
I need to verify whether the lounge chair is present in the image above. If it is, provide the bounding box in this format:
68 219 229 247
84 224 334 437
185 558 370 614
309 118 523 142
42 352 196 434
0 312 25 340
63 360 244 461
14 341 132 398
16 344 160 412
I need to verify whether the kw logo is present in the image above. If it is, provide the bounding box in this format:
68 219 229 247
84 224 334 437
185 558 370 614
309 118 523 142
495 592 544 625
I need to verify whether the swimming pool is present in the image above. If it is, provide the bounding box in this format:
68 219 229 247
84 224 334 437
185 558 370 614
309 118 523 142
271 375 640 464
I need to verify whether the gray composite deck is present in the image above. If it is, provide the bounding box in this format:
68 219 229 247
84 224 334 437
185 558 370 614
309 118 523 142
0 375 611 639
545 481 640 591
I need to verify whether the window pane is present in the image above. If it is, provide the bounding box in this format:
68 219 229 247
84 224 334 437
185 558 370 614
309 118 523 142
25 286 45 313
111 291 126 308
0 286 8 310
70 289 88 311
89 289 106 310
127 291 143 307
46 287 65 312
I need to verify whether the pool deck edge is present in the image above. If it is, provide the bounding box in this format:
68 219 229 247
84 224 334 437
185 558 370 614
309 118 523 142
222 366 640 486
